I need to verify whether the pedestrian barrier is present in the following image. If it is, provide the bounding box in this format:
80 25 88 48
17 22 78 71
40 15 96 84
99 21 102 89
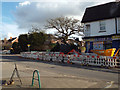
20 52 120 68
25 52 31 59
85 56 107 67
32 53 38 60
63 54 68 63
54 52 60 62
42 52 46 60
52 52 57 61
107 56 120 68
49 52 54 61
45 52 51 61
78 55 85 65
31 70 41 88
70 55 85 65
38 52 43 60
69 54 75 63
58 54 64 62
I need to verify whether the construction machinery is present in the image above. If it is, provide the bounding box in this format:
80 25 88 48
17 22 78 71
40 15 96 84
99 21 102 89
91 48 120 57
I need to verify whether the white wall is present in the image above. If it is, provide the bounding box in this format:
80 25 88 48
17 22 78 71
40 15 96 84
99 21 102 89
117 17 120 34
84 18 116 37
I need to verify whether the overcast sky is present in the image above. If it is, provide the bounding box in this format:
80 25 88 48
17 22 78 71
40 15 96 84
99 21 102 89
1 0 114 39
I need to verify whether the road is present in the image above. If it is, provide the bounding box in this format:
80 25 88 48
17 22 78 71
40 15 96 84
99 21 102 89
1 54 120 88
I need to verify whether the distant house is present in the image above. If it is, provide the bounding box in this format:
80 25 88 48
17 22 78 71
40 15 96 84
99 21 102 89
2 37 18 50
8 37 18 44
81 2 120 53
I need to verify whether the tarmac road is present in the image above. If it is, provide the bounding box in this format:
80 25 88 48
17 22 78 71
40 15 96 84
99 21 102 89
1 54 120 88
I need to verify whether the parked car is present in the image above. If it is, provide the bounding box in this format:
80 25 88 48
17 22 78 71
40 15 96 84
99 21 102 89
2 50 10 54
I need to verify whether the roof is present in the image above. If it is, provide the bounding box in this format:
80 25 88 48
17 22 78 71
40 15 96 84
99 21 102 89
8 37 17 42
81 2 120 23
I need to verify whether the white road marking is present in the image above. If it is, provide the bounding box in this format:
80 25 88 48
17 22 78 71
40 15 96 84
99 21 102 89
104 81 114 88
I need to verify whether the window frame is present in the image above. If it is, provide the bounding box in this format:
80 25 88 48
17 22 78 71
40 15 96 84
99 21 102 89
118 18 120 32
85 24 90 31
99 21 106 32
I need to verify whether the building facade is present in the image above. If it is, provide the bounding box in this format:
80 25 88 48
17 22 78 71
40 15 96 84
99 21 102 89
81 2 120 53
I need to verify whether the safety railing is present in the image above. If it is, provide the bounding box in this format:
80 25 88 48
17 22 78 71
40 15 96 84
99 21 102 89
20 52 120 68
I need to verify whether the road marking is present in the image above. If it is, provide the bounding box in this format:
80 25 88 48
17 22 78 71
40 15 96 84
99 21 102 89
71 76 76 78
63 74 77 78
104 81 114 88
63 75 67 76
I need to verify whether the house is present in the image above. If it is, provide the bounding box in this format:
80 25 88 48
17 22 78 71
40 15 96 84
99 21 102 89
9 37 18 44
2 37 18 50
81 1 120 53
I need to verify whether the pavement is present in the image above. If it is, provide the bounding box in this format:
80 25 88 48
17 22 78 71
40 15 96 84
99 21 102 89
1 54 119 89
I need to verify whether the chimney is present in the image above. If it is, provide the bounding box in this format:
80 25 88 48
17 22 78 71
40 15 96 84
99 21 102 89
116 0 120 2
4 38 7 41
4 38 7 43
10 37 12 39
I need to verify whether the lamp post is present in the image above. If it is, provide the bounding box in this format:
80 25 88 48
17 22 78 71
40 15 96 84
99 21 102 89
27 32 30 52
27 44 30 52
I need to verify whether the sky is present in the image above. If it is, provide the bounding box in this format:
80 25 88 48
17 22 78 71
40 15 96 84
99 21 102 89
1 0 114 40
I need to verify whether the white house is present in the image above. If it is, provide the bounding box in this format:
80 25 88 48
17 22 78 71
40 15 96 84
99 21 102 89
81 2 120 53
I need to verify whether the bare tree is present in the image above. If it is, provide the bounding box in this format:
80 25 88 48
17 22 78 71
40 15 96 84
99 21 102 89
29 25 46 34
45 17 84 41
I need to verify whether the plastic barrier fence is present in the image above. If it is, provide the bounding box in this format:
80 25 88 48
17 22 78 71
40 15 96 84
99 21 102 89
70 55 85 65
20 52 120 68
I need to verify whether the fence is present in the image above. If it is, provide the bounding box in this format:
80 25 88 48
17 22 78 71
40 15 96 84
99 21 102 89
20 52 120 68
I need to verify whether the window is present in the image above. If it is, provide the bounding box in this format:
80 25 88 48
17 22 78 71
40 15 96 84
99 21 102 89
86 24 90 31
103 41 112 49
85 24 90 36
99 21 106 32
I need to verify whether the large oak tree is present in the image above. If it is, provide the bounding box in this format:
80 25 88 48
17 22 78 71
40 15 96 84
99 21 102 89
45 17 84 41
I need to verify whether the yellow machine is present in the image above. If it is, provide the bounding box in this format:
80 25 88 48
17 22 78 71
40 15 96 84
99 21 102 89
114 48 120 56
91 48 120 57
